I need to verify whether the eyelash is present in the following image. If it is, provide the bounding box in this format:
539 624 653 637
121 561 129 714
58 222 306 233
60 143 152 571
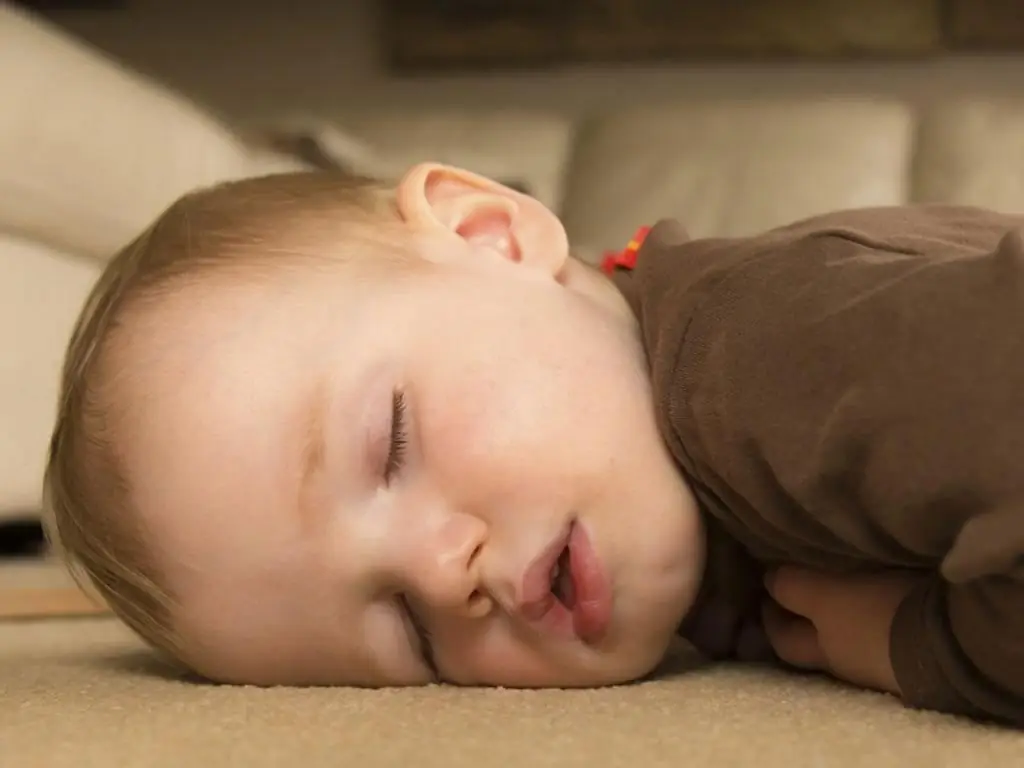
400 594 438 679
384 390 408 485
384 395 433 676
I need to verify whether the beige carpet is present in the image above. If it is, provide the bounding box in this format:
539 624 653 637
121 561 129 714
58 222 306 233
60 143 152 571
2 565 1022 768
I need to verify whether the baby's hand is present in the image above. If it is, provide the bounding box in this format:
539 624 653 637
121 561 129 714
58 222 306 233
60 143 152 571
761 566 924 697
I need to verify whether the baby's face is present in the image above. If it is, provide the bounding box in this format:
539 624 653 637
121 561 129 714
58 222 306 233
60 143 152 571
121 170 704 689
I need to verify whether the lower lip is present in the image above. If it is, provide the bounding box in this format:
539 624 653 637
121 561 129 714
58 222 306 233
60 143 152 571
534 521 613 643
567 522 613 641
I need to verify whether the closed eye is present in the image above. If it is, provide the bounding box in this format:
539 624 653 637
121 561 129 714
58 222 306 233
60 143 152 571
384 390 408 484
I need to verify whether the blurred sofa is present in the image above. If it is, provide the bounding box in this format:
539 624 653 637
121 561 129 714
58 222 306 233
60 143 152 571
3 2 1024 523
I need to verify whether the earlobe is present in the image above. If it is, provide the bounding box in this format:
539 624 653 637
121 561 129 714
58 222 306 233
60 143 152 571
396 162 569 279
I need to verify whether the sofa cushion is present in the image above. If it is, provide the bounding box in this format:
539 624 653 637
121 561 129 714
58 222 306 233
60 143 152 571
913 100 1024 214
0 234 101 517
0 6 256 262
560 98 916 258
333 111 576 214
240 116 397 179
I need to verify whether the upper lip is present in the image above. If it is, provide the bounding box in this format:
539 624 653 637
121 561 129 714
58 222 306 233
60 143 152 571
517 525 570 621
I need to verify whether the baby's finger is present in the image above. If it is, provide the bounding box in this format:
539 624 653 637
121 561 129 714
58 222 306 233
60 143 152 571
761 600 826 671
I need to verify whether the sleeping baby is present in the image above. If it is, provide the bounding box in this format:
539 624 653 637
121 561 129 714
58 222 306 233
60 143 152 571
44 165 1024 725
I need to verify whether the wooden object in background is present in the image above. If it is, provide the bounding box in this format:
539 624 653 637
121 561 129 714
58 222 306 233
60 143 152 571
569 0 942 61
9 0 126 9
383 0 946 71
945 0 1024 50
384 0 573 71
0 587 109 620
0 559 111 620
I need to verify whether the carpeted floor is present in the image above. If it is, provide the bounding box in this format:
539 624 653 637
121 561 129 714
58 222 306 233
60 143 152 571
2 564 1022 768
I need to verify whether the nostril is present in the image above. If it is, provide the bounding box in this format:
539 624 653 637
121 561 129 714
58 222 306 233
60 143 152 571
467 589 492 618
468 540 484 568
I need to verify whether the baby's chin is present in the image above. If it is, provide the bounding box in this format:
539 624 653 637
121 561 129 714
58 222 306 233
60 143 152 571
587 631 682 688
600 560 704 684
565 605 686 688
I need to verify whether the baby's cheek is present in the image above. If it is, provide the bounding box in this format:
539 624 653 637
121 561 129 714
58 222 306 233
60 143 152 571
420 378 540 497
437 623 556 687
424 388 491 464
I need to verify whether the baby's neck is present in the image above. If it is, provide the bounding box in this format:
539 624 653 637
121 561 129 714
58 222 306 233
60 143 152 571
676 514 771 663
561 256 637 328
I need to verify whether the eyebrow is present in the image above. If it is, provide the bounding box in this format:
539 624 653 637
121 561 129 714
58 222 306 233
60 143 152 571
297 378 329 532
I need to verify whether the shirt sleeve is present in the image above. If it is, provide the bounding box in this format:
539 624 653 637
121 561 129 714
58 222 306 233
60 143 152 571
631 209 1024 725
891 514 1024 724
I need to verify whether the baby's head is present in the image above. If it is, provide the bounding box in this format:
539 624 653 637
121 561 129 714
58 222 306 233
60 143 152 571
44 164 704 688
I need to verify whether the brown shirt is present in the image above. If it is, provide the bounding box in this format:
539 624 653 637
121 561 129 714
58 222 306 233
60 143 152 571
609 206 1024 725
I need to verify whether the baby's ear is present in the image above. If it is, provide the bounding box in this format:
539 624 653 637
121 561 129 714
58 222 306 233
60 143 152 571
396 162 568 278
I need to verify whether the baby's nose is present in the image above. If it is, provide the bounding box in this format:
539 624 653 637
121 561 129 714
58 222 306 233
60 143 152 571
412 513 492 618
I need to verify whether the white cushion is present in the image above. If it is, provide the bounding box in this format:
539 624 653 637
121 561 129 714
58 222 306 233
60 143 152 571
560 98 916 257
240 116 393 177
0 234 101 516
914 100 1024 214
243 148 317 177
0 5 255 262
334 111 576 214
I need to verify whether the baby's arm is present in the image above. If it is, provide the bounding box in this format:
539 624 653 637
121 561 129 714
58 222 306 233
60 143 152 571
633 205 1024 723
756 212 1024 724
763 565 1024 725
762 567 918 697
890 526 1024 724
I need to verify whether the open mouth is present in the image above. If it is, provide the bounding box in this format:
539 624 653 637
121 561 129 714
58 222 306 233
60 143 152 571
518 520 612 643
550 543 576 609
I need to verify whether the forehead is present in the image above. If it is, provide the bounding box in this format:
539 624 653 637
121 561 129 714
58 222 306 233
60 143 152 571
120 281 312 547
114 269 434 686
112 276 353 674
119 275 321 533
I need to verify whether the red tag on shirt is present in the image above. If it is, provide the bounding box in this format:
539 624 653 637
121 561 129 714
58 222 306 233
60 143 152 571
600 226 651 275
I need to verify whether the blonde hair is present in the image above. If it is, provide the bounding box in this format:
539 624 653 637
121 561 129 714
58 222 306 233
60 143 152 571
42 171 396 667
